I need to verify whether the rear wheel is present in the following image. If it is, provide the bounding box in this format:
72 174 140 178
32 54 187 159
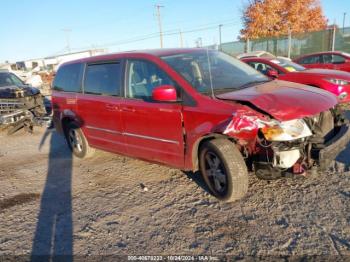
199 139 248 202
64 122 95 158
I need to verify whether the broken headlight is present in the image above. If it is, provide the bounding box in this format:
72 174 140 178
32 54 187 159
261 119 312 141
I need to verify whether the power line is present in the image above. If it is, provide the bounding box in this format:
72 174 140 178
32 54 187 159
59 20 239 53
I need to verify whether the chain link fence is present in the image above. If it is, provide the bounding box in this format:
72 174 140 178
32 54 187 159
220 27 350 58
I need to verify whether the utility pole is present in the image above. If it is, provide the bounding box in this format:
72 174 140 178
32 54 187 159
62 28 72 53
332 21 336 51
195 37 202 48
179 29 184 48
218 24 223 51
155 4 164 48
343 12 347 33
288 27 292 59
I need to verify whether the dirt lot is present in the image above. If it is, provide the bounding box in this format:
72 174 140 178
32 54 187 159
1 118 350 259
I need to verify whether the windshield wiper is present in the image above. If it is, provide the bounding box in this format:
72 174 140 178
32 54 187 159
237 79 271 89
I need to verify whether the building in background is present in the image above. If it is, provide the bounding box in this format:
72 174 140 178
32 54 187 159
9 48 108 72
42 49 108 71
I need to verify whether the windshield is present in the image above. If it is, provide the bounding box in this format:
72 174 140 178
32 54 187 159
271 58 306 72
161 50 269 95
0 72 24 87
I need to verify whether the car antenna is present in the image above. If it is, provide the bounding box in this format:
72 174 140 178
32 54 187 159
206 48 215 98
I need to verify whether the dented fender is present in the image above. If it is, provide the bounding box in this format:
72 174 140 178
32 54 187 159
216 112 272 141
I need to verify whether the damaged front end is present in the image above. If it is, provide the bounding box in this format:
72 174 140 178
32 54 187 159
223 107 350 179
0 86 49 134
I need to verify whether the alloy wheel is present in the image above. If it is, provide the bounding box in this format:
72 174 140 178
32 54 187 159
68 129 83 153
204 151 228 194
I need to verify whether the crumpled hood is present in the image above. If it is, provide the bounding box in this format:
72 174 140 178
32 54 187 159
216 80 338 121
302 68 350 79
0 85 40 99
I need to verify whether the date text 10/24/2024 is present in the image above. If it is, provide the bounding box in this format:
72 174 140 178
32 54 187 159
127 255 219 261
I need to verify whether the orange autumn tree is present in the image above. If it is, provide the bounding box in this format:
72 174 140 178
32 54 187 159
240 0 328 40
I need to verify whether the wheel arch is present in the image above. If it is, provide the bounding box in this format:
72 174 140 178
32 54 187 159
61 117 77 133
191 133 235 172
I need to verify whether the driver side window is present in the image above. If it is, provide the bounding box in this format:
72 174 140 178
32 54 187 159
126 60 175 101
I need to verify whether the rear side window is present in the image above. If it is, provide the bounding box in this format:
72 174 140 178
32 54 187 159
53 63 83 92
322 54 332 64
84 62 121 96
299 55 320 64
332 55 345 64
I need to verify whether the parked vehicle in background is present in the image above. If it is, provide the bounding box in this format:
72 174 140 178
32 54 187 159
236 51 291 61
294 51 350 72
241 57 350 104
52 48 350 202
0 72 49 134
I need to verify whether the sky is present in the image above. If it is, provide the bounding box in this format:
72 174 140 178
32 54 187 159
0 0 349 63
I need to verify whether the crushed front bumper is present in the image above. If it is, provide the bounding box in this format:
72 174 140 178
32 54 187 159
318 124 350 171
0 110 29 125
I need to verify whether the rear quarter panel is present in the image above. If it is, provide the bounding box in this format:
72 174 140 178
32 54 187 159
52 90 79 134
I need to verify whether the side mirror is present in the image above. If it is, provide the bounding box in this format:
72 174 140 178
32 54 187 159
266 69 279 78
152 85 178 102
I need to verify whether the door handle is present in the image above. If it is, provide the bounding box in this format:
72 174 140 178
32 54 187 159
105 104 119 111
120 106 135 113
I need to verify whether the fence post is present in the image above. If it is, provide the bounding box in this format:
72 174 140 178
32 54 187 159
332 25 336 51
288 28 292 58
246 38 250 52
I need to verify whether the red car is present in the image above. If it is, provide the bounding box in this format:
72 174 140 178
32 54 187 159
52 48 350 202
241 57 350 103
293 51 350 72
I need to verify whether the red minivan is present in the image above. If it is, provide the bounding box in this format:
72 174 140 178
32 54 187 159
52 48 350 202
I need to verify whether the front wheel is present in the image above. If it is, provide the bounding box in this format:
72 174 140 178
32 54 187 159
199 139 248 202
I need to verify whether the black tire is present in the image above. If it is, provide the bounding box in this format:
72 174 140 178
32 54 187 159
199 139 248 202
64 122 95 158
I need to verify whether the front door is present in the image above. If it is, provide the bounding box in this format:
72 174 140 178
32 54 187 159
120 59 184 168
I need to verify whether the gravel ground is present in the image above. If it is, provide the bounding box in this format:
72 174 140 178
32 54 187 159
0 117 350 260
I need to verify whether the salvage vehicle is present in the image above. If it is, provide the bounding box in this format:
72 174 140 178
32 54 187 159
0 71 48 134
293 51 350 72
241 57 350 104
52 48 350 202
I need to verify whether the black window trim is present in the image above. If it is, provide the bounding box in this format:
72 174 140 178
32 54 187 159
81 59 124 97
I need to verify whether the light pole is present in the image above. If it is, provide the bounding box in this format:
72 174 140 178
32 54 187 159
62 28 72 53
195 37 202 48
155 5 164 48
219 24 223 50
179 29 184 48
